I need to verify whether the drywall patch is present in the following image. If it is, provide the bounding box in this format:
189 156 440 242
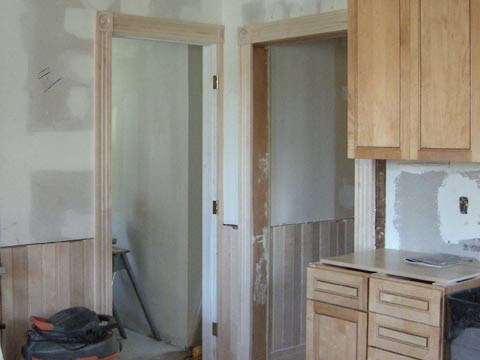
30 170 94 243
22 0 93 132
80 0 116 11
386 162 480 257
64 8 94 40
67 86 90 120
241 1 267 24
61 50 93 84
119 0 153 16
438 173 480 244
392 170 445 252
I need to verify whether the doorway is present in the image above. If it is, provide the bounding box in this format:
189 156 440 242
267 38 354 360
95 12 224 360
240 11 358 359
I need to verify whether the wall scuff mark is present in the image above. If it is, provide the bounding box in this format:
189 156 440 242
253 232 268 305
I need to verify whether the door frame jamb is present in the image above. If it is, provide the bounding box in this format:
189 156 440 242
94 12 224 355
237 9 376 359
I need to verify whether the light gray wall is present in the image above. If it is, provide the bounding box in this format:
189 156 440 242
0 0 221 247
187 45 203 344
385 162 480 258
111 38 203 347
270 38 353 226
222 0 348 225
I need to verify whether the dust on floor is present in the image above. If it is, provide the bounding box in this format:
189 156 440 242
117 329 190 360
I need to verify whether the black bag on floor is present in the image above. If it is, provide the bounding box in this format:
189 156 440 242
22 306 121 360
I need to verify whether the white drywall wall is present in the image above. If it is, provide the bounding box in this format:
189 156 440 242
385 161 480 258
111 38 203 347
270 39 353 226
0 0 221 247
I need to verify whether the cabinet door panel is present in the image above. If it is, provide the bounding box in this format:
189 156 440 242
306 301 367 360
356 0 401 148
420 0 471 150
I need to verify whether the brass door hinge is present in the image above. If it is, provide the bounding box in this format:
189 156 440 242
212 322 218 337
212 200 219 215
213 74 219 90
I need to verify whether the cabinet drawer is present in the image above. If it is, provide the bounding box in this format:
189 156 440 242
368 347 416 360
369 277 442 326
307 266 368 311
368 313 440 360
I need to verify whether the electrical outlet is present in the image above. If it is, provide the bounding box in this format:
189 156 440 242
459 196 469 214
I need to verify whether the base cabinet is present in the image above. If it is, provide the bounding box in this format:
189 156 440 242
306 301 367 360
307 264 480 360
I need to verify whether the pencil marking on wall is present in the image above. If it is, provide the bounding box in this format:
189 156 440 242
43 77 63 93
37 67 50 79
37 66 63 93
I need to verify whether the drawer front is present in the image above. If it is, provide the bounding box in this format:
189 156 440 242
307 267 368 311
369 277 442 326
368 347 416 360
368 313 440 360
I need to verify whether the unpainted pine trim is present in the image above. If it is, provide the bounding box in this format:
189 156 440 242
354 159 376 252
347 0 357 159
251 46 269 360
239 9 347 45
95 12 113 314
96 9 225 326
238 43 254 360
113 13 224 45
216 44 225 223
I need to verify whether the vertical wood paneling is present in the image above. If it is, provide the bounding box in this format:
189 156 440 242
12 247 28 360
0 248 14 359
70 240 85 307
270 219 354 360
217 226 239 360
0 239 94 360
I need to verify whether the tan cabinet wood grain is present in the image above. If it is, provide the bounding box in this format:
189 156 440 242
368 347 416 360
368 312 441 360
348 0 406 160
306 301 367 360
369 277 443 326
356 0 401 149
349 0 480 162
420 0 471 151
307 266 368 311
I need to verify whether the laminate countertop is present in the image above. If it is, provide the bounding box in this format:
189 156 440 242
312 248 480 285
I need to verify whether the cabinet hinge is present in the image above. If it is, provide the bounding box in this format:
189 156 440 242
213 74 219 90
212 322 218 337
212 200 219 215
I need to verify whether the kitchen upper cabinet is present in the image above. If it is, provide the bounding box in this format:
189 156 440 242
348 0 480 162
352 0 402 157
420 0 470 151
